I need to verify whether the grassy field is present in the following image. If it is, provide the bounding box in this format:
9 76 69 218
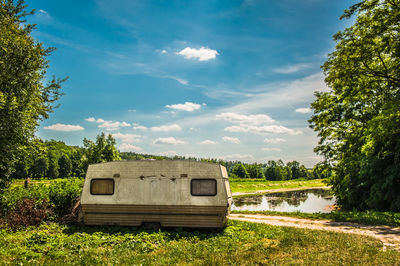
2 178 399 264
11 178 66 187
0 220 398 265
229 178 328 194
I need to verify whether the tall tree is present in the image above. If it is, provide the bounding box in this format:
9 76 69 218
82 133 121 172
309 0 400 211
30 157 48 179
0 0 64 188
58 154 72 178
231 163 249 179
246 164 264 179
287 161 301 180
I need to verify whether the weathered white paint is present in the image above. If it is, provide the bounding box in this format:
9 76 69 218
81 160 231 206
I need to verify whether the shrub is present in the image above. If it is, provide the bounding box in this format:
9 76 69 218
0 178 84 223
48 178 84 218
5 198 52 230
0 184 49 216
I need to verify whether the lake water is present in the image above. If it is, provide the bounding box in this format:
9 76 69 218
232 189 336 213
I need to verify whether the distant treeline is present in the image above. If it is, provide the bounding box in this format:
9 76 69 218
121 152 329 180
11 133 120 180
11 133 329 181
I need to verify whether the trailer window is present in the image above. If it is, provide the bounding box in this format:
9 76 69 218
91 179 114 195
191 179 217 196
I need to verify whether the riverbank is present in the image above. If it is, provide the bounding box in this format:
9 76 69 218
232 186 331 197
230 179 328 196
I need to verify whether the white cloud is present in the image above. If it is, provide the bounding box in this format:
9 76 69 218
197 140 219 145
220 154 254 161
295 107 312 114
216 112 274 125
112 132 142 143
37 9 51 18
224 125 302 135
262 147 282 151
225 73 328 112
44 123 84 132
157 150 178 157
222 136 241 144
161 50 167 54
132 123 147 131
263 138 286 143
119 143 142 152
161 75 189 85
165 102 202 112
154 137 186 145
215 112 301 135
98 121 131 131
177 47 219 61
151 124 182 132
274 63 311 74
85 117 131 131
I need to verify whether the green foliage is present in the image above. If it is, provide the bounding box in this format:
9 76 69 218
0 0 64 189
246 164 264 179
287 161 300 179
0 220 398 264
231 163 249 179
0 184 49 216
0 178 83 218
82 133 121 172
309 0 400 211
58 155 72 179
46 152 59 179
48 178 84 217
263 160 313 181
264 160 281 180
29 157 48 179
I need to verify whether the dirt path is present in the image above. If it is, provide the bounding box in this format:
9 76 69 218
229 213 400 250
232 186 330 197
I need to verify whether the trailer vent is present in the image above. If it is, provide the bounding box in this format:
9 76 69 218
90 179 114 195
191 179 217 196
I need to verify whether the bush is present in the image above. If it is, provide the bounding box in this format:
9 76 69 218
0 178 84 223
5 199 52 230
48 178 84 218
0 184 49 217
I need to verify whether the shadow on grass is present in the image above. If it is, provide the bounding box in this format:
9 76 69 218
62 222 226 240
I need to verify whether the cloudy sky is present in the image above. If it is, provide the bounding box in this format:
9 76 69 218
28 0 356 167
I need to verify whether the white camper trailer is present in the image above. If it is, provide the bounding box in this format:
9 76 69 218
80 160 232 228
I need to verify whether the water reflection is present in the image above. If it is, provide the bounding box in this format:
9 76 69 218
232 189 336 213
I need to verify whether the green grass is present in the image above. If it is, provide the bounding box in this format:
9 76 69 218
230 178 328 194
232 210 400 227
0 220 398 265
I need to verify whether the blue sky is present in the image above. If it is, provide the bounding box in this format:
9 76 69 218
27 0 356 167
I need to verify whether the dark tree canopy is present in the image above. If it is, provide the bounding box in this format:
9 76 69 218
309 0 400 211
0 0 64 188
231 163 249 179
246 164 264 179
